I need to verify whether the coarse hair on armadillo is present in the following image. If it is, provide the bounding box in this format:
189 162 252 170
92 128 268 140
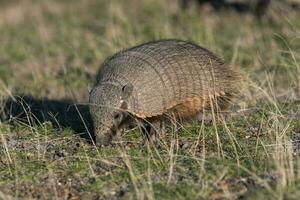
94 39 240 120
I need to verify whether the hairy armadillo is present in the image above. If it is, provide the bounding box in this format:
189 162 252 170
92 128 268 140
89 39 240 146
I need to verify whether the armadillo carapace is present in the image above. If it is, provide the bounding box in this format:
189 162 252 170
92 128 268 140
89 39 240 146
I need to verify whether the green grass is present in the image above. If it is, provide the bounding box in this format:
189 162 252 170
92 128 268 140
1 0 300 199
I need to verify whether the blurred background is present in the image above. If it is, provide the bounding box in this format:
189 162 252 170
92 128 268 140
0 0 299 102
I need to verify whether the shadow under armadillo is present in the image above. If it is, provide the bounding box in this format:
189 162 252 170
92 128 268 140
0 96 95 142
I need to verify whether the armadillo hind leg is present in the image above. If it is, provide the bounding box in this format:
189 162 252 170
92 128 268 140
215 93 235 111
140 119 166 145
197 94 235 123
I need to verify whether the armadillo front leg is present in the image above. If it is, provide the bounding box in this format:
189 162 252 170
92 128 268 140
141 119 166 145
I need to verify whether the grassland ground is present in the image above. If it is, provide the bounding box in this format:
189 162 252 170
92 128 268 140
0 0 300 199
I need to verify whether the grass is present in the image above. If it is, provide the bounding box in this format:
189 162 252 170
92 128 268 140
0 0 300 199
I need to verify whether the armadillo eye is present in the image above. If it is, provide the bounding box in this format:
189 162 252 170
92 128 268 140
114 113 121 120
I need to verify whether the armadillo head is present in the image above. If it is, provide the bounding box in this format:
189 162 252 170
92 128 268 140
89 83 133 146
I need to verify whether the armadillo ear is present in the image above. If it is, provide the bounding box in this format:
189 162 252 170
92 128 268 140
121 83 133 99
120 100 128 109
